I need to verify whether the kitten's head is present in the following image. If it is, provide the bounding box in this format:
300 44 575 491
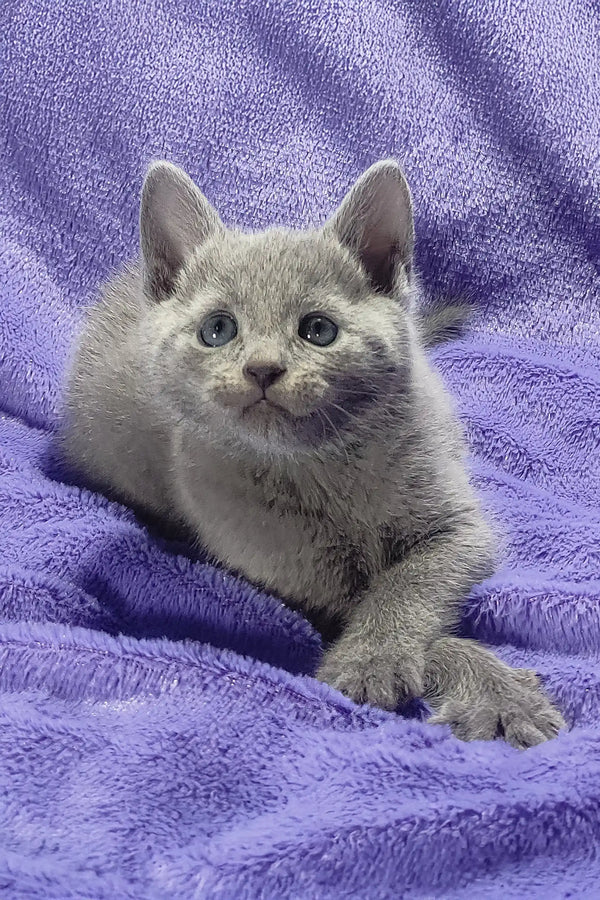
139 160 416 458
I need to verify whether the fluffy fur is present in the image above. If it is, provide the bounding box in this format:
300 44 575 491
62 161 564 746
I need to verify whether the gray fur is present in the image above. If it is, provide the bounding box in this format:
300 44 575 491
62 160 565 747
417 299 473 347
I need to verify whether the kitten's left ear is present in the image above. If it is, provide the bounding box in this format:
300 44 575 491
324 160 414 296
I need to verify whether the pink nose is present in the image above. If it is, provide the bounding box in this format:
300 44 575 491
243 363 287 392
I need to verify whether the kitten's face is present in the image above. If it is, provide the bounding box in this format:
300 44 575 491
147 230 410 456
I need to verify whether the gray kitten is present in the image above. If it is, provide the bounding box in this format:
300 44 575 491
62 160 565 748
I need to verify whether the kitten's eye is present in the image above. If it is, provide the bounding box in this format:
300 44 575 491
198 312 238 348
298 314 338 347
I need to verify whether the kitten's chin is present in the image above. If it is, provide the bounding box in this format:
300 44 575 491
236 400 313 454
193 399 346 458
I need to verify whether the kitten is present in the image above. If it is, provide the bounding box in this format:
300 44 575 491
62 160 565 747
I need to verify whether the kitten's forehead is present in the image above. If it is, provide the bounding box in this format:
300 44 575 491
191 228 368 313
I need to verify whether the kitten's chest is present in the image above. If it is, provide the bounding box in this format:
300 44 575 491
173 448 386 615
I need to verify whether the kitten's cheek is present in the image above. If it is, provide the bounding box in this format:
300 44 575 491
270 388 325 418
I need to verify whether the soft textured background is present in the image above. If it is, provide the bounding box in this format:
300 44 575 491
1 1 599 897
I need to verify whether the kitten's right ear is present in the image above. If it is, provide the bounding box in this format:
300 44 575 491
140 161 221 302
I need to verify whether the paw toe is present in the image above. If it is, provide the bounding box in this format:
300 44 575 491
504 719 548 749
316 649 423 710
535 705 566 740
428 700 498 742
429 691 566 747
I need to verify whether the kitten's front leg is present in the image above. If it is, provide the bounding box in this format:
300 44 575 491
316 523 492 710
424 637 566 747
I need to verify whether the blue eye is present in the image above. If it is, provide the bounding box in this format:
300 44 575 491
298 314 338 347
198 312 238 347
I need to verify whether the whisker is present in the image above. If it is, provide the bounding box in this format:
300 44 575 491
315 408 350 466
333 387 380 397
326 401 403 432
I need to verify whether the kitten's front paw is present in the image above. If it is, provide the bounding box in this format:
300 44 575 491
429 669 566 749
316 642 424 710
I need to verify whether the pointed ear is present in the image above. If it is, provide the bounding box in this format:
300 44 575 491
140 162 221 301
324 160 414 296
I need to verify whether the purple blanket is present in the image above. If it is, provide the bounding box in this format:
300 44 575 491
1 0 599 896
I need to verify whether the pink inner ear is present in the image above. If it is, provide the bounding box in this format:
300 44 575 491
140 164 222 301
347 190 412 293
326 163 414 295
359 245 402 295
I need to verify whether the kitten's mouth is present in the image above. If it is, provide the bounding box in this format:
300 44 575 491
236 397 333 449
242 397 292 418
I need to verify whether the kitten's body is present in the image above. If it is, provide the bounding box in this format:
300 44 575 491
67 259 480 626
63 162 565 747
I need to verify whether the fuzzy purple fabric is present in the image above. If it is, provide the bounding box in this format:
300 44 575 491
1 0 599 896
